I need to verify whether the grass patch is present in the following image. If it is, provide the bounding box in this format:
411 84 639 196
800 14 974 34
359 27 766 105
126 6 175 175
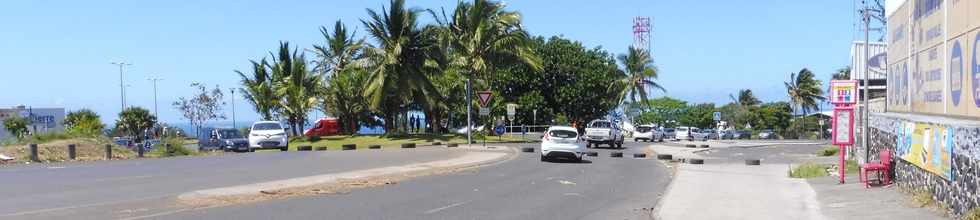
0 137 136 163
789 162 830 178
964 208 980 220
288 133 527 150
146 138 200 157
910 189 936 208
817 145 840 156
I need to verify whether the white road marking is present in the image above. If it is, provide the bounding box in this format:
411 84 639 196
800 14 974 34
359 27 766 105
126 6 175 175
0 194 173 217
423 201 471 214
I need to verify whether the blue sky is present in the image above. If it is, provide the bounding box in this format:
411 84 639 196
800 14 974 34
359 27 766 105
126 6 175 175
0 0 863 125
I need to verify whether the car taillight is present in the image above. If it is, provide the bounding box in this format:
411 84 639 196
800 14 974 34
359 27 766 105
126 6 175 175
543 132 550 141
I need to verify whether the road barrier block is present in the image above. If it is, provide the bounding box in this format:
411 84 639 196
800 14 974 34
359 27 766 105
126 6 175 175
586 151 598 157
745 159 761 165
656 154 672 160
698 144 710 148
342 144 356 150
685 144 697 148
610 152 624 157
521 147 535 153
315 146 328 151
447 143 459 148
401 143 416 148
432 142 442 146
68 144 77 160
297 146 313 151
688 158 704 164
105 144 113 160
633 153 647 158
29 144 39 162
369 145 382 149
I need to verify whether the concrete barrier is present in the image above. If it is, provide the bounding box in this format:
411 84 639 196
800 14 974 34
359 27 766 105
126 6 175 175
656 154 672 160
610 152 624 157
297 146 313 151
68 144 77 160
401 143 416 148
342 144 356 151
447 143 459 148
29 144 39 162
105 144 113 160
315 146 328 151
745 159 761 165
633 153 647 158
369 145 382 149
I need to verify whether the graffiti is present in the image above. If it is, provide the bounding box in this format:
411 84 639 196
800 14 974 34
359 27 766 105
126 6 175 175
896 121 954 180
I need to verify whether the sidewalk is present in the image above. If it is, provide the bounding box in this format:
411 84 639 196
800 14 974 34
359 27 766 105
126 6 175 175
808 175 946 220
649 142 948 220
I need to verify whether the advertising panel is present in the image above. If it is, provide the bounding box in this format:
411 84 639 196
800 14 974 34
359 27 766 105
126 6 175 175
830 80 858 104
894 121 954 180
887 0 980 118
832 108 854 145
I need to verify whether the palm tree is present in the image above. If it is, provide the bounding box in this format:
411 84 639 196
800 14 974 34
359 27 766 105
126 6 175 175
729 89 760 107
313 20 371 134
785 68 825 138
616 46 665 108
270 42 321 136
361 0 445 132
115 107 157 142
236 59 278 120
429 0 541 140
832 67 851 80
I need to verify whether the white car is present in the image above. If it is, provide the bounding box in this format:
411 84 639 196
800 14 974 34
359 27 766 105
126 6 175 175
675 126 707 141
633 125 664 142
584 119 624 148
540 126 585 162
248 121 289 151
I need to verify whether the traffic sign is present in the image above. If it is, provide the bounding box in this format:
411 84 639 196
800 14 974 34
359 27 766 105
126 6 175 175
477 91 493 108
713 112 721 121
830 80 858 105
506 104 517 118
479 107 490 116
494 125 505 135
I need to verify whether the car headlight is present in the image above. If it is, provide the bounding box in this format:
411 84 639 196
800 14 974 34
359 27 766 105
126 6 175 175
251 133 261 137
225 140 234 145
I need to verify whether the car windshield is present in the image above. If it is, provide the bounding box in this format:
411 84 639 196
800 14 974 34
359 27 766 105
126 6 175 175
636 126 652 132
253 123 282 130
548 130 577 138
665 128 675 132
589 121 611 128
219 129 243 138
677 127 688 132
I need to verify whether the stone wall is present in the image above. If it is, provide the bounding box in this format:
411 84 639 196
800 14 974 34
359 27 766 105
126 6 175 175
867 113 980 216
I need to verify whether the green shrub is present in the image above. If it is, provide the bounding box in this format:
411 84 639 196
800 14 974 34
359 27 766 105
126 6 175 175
818 146 840 156
151 138 196 157
789 162 829 178
964 207 980 220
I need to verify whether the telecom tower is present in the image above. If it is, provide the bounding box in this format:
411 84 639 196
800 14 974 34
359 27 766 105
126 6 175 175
633 17 651 53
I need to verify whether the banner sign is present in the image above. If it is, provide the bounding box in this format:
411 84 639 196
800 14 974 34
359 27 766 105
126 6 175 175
830 80 858 105
832 108 854 145
895 122 954 180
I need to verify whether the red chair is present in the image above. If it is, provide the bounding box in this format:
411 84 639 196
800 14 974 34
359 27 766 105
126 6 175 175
860 149 892 188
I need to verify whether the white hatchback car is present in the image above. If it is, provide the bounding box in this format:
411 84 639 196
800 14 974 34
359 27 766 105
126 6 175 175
540 126 585 162
248 121 289 151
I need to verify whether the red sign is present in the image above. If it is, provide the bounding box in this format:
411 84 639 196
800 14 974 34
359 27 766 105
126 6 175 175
477 91 492 108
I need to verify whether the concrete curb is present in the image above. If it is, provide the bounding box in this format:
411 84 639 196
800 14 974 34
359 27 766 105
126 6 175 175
178 150 511 201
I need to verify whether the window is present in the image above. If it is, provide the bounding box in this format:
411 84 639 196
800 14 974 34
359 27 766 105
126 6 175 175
549 130 577 138
253 123 283 130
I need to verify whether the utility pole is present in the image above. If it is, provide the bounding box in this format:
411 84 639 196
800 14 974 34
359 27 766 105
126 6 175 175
110 62 132 112
861 4 871 161
230 88 237 129
147 77 164 119
466 75 473 146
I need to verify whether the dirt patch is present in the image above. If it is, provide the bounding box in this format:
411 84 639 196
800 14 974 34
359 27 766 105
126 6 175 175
0 138 136 164
178 150 516 208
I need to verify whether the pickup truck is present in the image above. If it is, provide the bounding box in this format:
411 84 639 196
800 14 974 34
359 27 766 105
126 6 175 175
584 119 624 148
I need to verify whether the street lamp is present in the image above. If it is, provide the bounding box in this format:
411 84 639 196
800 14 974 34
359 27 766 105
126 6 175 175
147 77 164 119
230 88 237 129
110 61 132 112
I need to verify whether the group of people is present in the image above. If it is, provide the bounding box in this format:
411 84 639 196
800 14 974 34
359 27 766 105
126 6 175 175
409 115 426 133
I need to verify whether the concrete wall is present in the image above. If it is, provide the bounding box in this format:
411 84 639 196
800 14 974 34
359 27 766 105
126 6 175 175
867 112 980 216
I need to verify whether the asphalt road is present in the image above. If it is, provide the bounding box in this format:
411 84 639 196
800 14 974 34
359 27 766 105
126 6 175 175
0 148 466 220
158 141 671 220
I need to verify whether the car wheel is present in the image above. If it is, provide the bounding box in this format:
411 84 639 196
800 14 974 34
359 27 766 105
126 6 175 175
617 143 623 148
634 138 639 142
540 155 548 162
575 156 583 163
280 147 288 151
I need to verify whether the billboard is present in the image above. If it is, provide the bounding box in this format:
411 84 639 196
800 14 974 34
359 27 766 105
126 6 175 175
894 121 954 180
886 0 980 118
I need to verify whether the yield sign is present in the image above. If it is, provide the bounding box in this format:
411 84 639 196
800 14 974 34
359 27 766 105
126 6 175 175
477 91 493 108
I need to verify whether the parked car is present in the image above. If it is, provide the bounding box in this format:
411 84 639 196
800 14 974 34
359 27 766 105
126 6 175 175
758 129 776 139
719 130 735 139
248 121 289 151
675 126 708 141
703 129 719 139
633 125 664 142
199 128 249 152
113 137 133 147
662 128 676 140
304 117 340 137
584 119 624 148
734 130 752 139
540 126 585 162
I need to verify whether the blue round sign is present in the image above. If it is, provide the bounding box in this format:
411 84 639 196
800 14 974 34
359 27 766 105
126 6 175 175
951 41 963 106
495 126 505 135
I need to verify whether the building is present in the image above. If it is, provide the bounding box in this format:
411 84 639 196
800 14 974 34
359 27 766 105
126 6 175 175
0 106 65 141
868 0 980 216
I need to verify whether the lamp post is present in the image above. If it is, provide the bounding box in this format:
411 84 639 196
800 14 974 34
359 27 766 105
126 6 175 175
110 62 132 112
147 77 164 119
230 88 237 129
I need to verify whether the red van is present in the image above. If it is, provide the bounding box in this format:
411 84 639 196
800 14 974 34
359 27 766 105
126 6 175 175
304 117 340 137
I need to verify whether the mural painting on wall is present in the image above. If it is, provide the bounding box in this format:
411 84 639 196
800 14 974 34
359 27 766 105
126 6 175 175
895 121 954 180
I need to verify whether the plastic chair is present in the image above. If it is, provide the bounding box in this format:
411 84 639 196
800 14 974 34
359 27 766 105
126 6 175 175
860 149 892 188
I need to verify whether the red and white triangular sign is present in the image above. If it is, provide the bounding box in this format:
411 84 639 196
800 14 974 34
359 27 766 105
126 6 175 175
477 91 493 107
